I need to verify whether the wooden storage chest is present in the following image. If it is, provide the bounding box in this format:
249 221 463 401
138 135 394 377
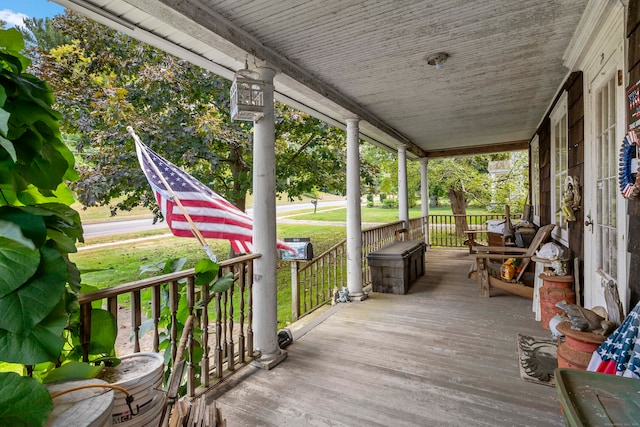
367 241 426 294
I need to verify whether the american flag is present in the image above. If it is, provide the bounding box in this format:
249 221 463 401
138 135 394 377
133 134 292 255
587 300 640 379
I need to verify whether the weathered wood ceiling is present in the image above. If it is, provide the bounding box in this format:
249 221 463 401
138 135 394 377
57 0 589 158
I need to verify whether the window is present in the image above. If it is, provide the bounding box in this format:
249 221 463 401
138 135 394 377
530 135 540 225
550 92 568 244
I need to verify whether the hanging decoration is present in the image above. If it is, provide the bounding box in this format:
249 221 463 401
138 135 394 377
619 130 640 199
561 176 581 221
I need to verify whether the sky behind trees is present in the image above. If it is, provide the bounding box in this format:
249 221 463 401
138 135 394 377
1 0 63 27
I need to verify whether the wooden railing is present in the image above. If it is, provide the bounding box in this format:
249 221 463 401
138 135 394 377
291 220 428 320
428 213 520 247
292 240 346 321
78 253 260 397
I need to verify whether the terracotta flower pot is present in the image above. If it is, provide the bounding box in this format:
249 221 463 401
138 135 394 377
556 321 605 370
539 275 575 330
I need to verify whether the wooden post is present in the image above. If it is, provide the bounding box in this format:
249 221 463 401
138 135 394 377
478 258 490 297
291 261 300 322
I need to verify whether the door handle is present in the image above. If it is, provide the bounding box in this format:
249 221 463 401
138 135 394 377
585 212 593 228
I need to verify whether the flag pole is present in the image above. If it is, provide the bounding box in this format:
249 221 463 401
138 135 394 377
127 126 217 262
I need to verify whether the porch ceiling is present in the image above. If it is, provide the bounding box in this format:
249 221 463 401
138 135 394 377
57 0 589 158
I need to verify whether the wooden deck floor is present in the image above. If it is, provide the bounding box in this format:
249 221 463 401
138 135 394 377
205 249 563 426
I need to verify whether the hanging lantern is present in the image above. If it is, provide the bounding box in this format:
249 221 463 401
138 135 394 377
230 61 265 121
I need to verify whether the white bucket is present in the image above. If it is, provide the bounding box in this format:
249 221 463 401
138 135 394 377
45 378 114 427
96 352 165 426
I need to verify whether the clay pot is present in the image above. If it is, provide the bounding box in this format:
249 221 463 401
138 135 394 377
556 321 605 370
539 275 575 330
538 274 573 289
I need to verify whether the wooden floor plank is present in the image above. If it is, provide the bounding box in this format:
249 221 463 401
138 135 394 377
206 249 563 426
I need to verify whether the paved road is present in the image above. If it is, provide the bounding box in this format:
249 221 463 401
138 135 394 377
82 200 347 238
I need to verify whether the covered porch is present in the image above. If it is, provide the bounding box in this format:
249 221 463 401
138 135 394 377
206 249 562 426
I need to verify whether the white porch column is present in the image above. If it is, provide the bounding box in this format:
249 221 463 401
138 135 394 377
251 65 286 369
346 118 365 300
420 158 430 247
397 144 409 228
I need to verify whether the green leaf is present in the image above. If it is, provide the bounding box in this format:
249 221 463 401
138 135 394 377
164 257 187 274
64 256 82 293
0 297 67 364
211 272 235 293
43 361 103 384
194 259 220 286
0 107 9 138
18 183 76 206
0 246 67 334
0 372 53 427
0 135 16 162
46 228 77 253
88 309 117 355
0 361 24 375
15 142 69 191
138 318 156 339
0 28 26 51
0 85 6 107
0 219 35 249
0 28 27 62
0 207 47 247
5 74 56 118
0 235 40 299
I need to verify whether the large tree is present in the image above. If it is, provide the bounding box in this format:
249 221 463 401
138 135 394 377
26 11 348 220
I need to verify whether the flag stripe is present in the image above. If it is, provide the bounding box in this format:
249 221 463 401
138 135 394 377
136 138 293 254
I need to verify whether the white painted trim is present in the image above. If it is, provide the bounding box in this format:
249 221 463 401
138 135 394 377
537 1 623 132
580 7 628 310
530 135 541 226
549 92 569 246
564 0 623 71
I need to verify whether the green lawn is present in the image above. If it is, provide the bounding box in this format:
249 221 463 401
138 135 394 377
74 192 344 224
286 204 493 223
72 223 346 327
72 199 499 327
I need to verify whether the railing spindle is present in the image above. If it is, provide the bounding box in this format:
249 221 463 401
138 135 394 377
238 263 246 364
131 290 141 353
227 274 235 371
215 293 223 378
247 262 254 357
200 278 210 389
169 281 179 362
186 276 196 397
151 286 161 352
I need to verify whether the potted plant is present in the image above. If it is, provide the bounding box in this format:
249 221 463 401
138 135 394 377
0 28 118 426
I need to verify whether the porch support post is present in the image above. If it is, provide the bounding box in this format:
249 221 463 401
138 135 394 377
420 158 430 246
251 65 286 369
346 118 366 301
398 144 409 228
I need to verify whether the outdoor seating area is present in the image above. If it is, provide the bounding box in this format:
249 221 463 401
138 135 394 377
204 249 564 425
469 224 556 298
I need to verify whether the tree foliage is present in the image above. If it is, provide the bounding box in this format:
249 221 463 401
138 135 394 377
17 17 71 53
26 11 348 219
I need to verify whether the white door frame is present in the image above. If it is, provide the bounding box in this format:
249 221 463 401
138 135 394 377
581 8 628 310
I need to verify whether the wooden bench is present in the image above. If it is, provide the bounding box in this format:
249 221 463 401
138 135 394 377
367 240 426 294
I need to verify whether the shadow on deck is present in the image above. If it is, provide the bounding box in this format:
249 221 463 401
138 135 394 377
205 249 563 426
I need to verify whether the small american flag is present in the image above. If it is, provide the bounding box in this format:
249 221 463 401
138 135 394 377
133 134 292 255
587 300 640 379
